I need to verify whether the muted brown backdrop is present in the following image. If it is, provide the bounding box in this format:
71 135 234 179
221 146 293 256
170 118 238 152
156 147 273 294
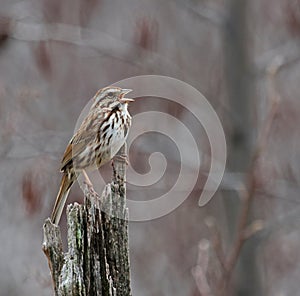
0 0 300 295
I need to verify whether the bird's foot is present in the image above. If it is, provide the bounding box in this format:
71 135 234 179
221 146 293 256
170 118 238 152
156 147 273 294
82 170 98 196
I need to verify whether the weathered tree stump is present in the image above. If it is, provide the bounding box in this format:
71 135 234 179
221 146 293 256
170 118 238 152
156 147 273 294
43 145 131 296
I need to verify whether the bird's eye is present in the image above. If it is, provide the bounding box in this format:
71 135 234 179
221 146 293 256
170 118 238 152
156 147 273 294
107 92 113 97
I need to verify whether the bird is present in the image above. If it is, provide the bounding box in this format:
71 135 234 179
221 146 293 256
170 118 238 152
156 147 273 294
51 86 134 225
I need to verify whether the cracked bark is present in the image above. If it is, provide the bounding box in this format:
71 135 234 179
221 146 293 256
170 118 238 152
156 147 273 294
42 145 131 296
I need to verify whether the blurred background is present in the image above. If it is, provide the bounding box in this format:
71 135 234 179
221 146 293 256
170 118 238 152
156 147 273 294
1 0 300 295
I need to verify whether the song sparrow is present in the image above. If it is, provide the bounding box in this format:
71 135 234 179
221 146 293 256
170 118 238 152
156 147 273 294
51 87 134 225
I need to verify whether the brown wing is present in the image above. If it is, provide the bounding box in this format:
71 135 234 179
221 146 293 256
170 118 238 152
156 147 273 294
60 130 95 171
60 109 106 171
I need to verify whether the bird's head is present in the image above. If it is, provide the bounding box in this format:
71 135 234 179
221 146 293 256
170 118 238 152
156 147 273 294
92 87 134 109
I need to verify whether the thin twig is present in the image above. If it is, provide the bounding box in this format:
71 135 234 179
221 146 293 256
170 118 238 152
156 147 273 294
219 57 282 291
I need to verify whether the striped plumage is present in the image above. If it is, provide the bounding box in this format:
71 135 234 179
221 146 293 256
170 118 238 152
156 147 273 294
51 87 133 225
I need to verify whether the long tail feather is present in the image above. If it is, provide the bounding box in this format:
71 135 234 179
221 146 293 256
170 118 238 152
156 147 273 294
51 174 73 225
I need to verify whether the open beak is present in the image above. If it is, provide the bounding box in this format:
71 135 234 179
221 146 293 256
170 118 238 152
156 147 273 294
119 89 134 103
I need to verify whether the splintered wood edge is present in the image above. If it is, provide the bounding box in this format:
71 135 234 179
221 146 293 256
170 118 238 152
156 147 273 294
42 218 64 290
